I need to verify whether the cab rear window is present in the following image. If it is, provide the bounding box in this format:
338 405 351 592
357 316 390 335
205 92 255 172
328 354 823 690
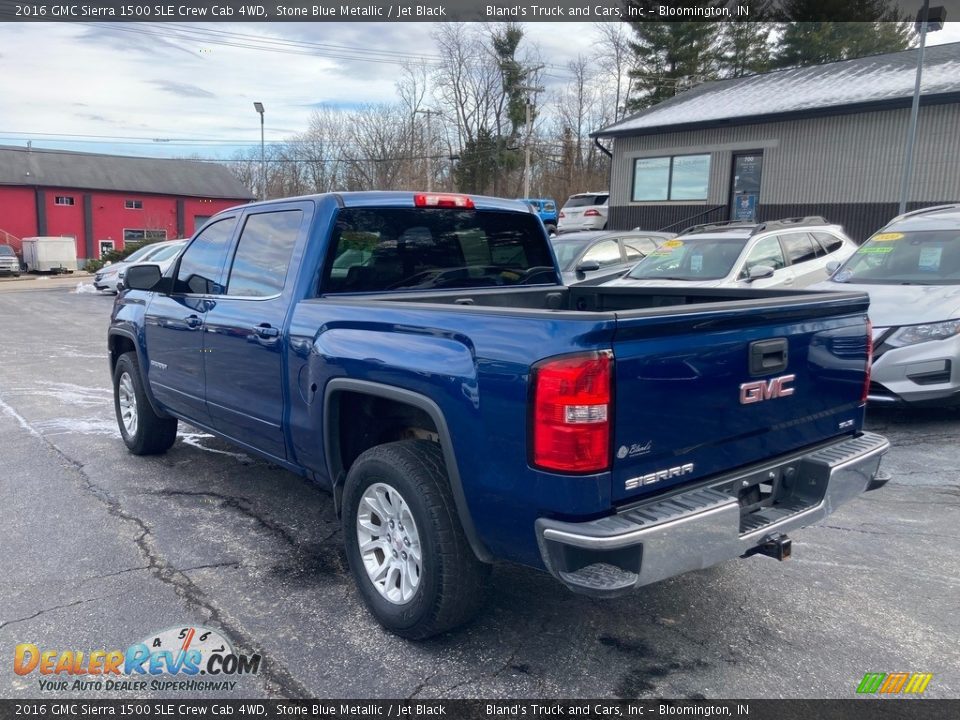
321 208 555 293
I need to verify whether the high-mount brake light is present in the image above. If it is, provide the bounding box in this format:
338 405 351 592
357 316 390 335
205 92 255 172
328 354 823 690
531 351 612 473
862 319 873 404
414 193 475 209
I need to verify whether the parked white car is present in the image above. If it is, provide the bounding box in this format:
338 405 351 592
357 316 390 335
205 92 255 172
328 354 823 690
605 217 857 290
557 192 609 233
94 239 187 293
810 205 960 406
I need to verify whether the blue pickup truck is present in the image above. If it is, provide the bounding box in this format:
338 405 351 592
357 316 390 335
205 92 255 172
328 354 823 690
109 192 889 639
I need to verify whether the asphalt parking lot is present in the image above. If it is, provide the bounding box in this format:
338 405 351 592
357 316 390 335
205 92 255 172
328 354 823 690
1 284 958 700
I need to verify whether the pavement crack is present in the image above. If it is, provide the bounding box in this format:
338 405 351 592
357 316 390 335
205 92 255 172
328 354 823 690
406 667 441 700
1 404 313 700
814 524 959 540
80 565 152 585
179 561 242 573
0 596 105 630
149 490 302 550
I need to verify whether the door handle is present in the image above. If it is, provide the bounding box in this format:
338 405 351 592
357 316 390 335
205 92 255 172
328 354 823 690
255 324 279 338
184 315 202 328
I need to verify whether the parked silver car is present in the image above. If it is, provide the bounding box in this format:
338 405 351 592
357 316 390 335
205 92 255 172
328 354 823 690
94 239 187 293
605 217 857 290
0 244 20 277
557 192 609 233
550 230 673 284
810 205 960 406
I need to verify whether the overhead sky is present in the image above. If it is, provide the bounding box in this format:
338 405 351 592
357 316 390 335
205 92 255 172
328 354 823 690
2 21 959 160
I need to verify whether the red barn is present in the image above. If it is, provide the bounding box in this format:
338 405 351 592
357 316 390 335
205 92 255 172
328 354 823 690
0 145 254 265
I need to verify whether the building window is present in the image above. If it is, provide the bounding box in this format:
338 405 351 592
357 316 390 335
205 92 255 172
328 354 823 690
55 196 75 206
124 200 143 210
632 154 711 202
123 229 168 245
99 240 115 258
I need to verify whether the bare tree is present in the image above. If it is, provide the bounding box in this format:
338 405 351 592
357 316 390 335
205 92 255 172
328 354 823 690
343 104 410 191
593 22 636 122
396 61 431 188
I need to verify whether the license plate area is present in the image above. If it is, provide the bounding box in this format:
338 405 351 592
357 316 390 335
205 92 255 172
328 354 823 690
710 461 828 534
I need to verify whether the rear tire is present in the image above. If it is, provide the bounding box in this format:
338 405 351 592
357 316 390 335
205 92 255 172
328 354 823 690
342 440 489 639
113 351 178 455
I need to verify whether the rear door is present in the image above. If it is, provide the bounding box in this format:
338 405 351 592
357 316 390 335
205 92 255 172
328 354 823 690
609 293 870 502
779 231 825 287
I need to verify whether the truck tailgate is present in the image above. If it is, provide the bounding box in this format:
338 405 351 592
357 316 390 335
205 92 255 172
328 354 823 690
610 294 870 503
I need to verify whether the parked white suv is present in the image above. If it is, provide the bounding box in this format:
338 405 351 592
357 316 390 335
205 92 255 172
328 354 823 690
605 217 858 290
557 192 609 233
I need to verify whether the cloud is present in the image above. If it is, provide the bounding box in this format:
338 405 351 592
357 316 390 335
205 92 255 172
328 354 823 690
149 80 217 99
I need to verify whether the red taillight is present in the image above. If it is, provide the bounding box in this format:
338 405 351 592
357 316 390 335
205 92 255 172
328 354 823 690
583 209 601 217
413 193 474 209
532 351 612 473
559 211 565 218
862 319 873 404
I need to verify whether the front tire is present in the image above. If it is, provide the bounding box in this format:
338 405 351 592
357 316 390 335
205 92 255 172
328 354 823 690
113 351 178 455
342 440 489 639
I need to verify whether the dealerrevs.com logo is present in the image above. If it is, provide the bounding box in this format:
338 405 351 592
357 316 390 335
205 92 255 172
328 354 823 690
14 626 260 692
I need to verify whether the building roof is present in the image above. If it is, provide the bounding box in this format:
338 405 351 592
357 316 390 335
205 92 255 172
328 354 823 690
0 145 255 199
594 41 960 138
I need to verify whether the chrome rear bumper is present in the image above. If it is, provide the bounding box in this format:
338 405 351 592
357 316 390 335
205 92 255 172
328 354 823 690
536 432 890 597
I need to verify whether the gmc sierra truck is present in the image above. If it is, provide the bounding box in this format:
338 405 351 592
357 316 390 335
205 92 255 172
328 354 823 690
109 192 889 639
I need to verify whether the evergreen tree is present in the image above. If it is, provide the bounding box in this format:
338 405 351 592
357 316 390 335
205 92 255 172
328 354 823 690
721 22 774 77
775 0 913 68
624 3 722 112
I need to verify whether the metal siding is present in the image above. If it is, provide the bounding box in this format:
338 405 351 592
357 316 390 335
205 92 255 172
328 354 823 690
609 104 960 213
610 205 727 234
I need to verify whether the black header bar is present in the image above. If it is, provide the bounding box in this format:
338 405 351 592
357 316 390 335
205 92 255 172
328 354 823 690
1 0 958 23
1 699 959 720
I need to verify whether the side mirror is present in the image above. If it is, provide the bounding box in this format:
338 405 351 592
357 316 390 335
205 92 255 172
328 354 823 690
125 264 162 291
826 260 841 275
746 264 775 281
576 260 601 274
104 261 113 267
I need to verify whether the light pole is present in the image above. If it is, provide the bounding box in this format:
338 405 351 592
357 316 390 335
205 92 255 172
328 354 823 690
897 2 946 215
253 101 266 201
519 65 545 200
415 109 441 192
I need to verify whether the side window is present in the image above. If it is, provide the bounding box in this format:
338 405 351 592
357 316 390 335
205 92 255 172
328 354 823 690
582 239 622 267
740 235 786 278
780 232 819 266
622 237 658 261
813 231 844 254
226 210 303 297
173 218 237 294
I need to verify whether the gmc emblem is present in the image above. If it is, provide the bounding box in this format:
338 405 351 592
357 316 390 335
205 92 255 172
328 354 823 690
740 374 795 404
